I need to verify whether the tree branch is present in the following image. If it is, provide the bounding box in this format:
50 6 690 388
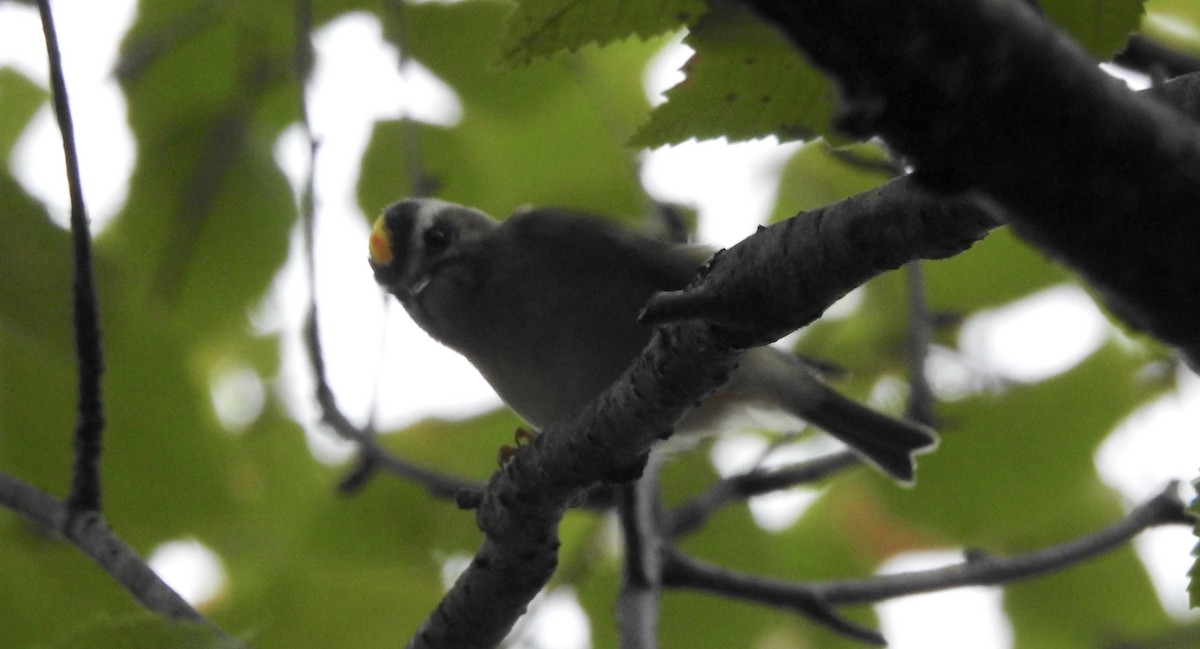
1114 35 1200 80
904 261 937 426
0 472 221 630
406 176 1001 649
38 0 105 517
666 451 860 539
814 481 1193 604
741 0 1200 367
662 549 886 645
289 0 482 504
663 482 1191 644
640 174 1003 345
615 475 663 649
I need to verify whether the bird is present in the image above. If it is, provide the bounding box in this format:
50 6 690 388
367 198 937 483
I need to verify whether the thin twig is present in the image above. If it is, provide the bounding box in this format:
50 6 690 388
382 0 435 197
292 0 388 493
662 548 886 645
38 0 105 516
663 482 1191 646
615 471 664 649
0 473 223 631
815 481 1193 605
290 1 480 503
904 261 936 426
667 451 860 539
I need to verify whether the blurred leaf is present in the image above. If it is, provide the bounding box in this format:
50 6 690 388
48 614 235 649
499 0 705 66
1142 0 1200 55
880 342 1155 546
0 175 73 362
0 67 45 154
790 272 914 385
924 227 1075 316
1042 0 1146 58
770 141 896 221
631 1 834 147
362 0 657 220
381 408 523 481
112 3 295 336
362 1 655 221
1006 543 1169 648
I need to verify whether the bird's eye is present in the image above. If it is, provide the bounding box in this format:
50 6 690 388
423 225 452 255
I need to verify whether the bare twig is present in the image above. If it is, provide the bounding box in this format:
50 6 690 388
290 1 481 503
0 473 217 628
382 0 435 198
662 548 886 645
38 0 105 516
615 473 664 649
904 261 936 426
663 482 1191 646
667 451 860 539
815 482 1193 605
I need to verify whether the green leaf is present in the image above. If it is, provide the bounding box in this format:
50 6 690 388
925 227 1075 315
631 1 834 147
111 3 296 336
0 68 46 155
49 614 235 649
1006 544 1169 648
771 140 896 221
362 0 656 221
1142 0 1200 56
380 408 523 481
0 174 73 361
881 342 1156 545
1042 0 1146 58
499 0 705 66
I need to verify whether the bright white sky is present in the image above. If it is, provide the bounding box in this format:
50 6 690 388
4 2 1198 647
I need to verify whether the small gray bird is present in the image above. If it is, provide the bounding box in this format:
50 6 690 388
368 198 936 482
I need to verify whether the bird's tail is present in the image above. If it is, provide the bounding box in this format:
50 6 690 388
792 386 938 484
735 347 937 483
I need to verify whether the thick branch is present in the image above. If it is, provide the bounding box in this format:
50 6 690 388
407 320 740 649
407 178 1001 649
742 0 1200 366
641 175 1002 346
38 0 105 516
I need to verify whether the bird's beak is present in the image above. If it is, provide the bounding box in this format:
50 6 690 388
368 214 429 303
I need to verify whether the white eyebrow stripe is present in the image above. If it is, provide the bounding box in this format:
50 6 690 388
404 198 454 279
413 198 454 234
